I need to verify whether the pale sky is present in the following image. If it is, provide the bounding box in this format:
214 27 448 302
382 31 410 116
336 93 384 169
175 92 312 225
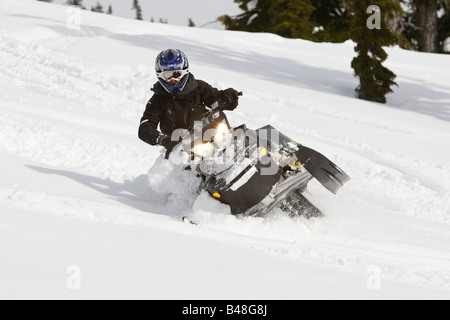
52 0 242 27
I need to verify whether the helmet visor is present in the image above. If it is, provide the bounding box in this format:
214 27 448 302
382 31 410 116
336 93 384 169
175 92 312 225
158 69 189 82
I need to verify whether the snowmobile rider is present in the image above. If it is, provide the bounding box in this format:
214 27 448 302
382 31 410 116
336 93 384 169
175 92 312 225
138 49 241 158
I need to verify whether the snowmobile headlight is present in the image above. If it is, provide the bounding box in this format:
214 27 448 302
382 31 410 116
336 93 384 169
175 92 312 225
213 122 230 145
192 142 215 158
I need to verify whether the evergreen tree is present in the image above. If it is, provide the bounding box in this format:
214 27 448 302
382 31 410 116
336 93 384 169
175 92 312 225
380 0 408 46
132 0 143 20
414 0 439 52
188 18 196 27
219 0 271 33
438 1 450 52
91 2 104 13
270 0 316 40
350 0 399 103
403 0 449 52
219 0 353 42
401 1 423 50
219 0 316 40
107 5 113 15
309 0 353 42
419 0 450 53
66 0 85 9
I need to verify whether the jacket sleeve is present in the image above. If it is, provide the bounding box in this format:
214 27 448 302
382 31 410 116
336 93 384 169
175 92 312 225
138 94 164 146
197 80 223 108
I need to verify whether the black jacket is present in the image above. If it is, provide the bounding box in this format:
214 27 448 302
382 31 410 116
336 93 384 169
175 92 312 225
138 74 224 146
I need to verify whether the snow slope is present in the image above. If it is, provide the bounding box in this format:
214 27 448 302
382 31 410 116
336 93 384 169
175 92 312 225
1 0 450 300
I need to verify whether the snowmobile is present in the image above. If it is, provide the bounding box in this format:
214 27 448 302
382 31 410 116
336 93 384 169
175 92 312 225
167 98 350 219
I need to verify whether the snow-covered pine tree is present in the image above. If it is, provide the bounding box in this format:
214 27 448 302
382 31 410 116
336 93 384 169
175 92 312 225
132 0 143 20
66 0 85 9
91 2 103 13
219 0 353 42
350 0 399 103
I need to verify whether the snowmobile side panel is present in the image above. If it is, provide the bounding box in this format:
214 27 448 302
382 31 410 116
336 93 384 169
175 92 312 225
246 170 313 217
206 158 283 215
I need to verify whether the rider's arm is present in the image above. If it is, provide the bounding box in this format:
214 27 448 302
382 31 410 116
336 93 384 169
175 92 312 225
197 80 222 108
198 80 240 110
138 94 165 146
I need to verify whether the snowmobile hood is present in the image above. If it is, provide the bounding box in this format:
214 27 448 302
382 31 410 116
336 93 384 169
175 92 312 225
151 73 199 97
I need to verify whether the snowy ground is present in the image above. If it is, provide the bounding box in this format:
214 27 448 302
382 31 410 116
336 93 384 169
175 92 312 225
1 0 450 300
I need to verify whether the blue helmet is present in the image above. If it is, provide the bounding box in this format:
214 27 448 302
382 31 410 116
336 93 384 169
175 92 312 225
155 49 190 95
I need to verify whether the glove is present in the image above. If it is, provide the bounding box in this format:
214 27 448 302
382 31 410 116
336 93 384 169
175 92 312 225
156 133 181 151
156 133 169 147
219 88 240 111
